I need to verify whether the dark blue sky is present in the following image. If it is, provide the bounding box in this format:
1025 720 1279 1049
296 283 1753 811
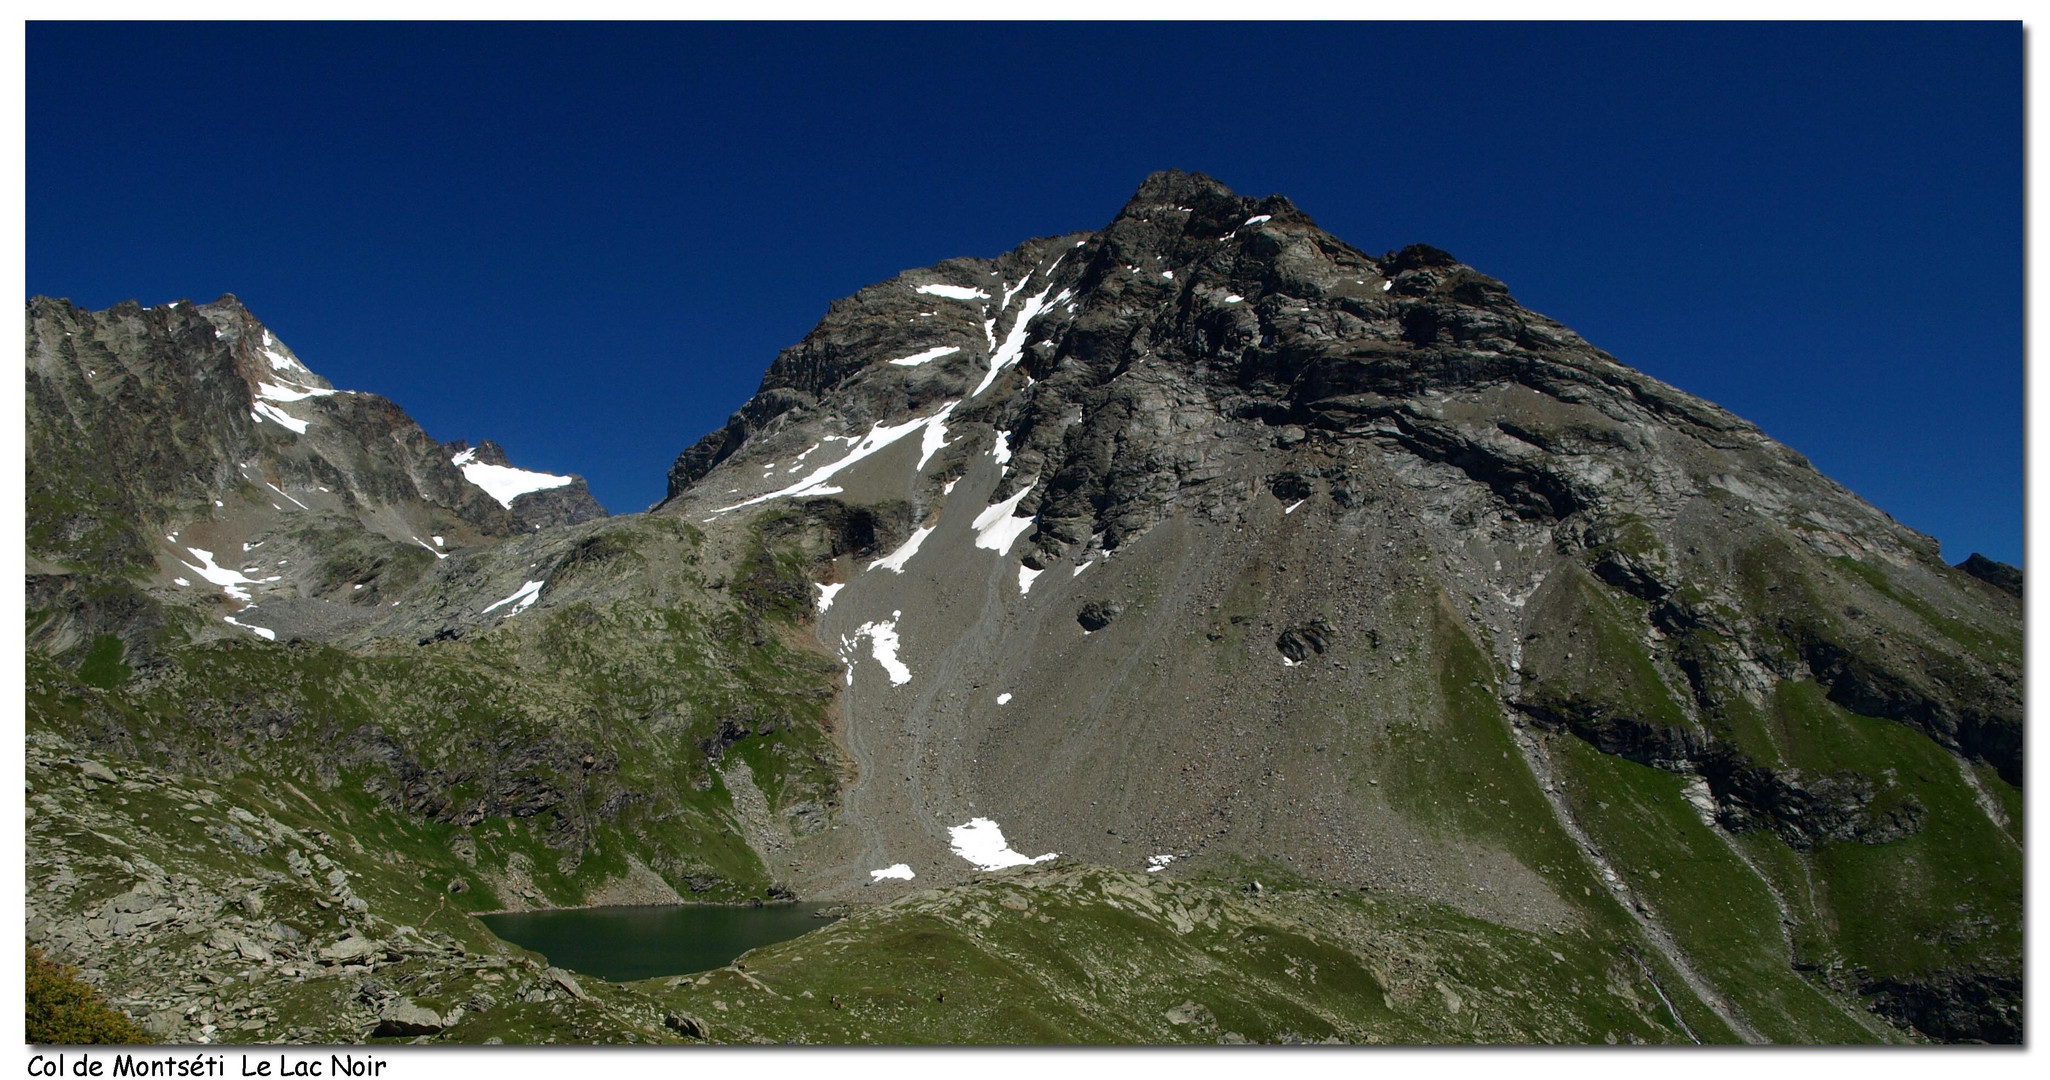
27 22 2022 564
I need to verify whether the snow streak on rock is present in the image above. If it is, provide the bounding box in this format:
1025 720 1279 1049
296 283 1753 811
887 345 962 367
972 484 1036 555
718 402 958 512
917 403 956 470
970 286 1060 399
251 401 308 434
916 283 991 301
869 526 935 574
481 579 545 618
256 381 336 403
221 615 276 641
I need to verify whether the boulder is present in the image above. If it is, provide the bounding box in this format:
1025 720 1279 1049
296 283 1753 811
319 934 382 962
371 1000 445 1038
664 1012 710 1039
545 966 594 1002
1078 602 1121 632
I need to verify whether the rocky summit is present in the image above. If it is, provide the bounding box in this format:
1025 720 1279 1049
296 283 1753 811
24 171 2020 1045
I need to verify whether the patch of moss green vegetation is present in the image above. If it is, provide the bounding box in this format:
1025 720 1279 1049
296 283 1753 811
1828 557 2020 667
1547 737 1889 1043
1521 565 1691 738
26 523 849 910
1765 682 2021 983
25 476 157 577
76 634 131 690
646 866 1706 1044
1724 830 1840 977
1375 594 1610 911
299 526 438 599
1697 688 1784 771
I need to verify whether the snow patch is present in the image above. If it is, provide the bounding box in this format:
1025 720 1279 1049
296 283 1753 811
971 484 1036 555
1000 276 1032 310
260 345 305 373
1017 564 1043 595
1382 280 1393 292
888 345 962 367
221 615 275 641
173 578 191 587
970 285 1057 399
991 431 1012 467
868 526 935 573
1147 854 1176 873
1244 214 1272 225
256 381 336 403
250 401 308 434
996 693 1012 705
1284 499 1306 514
1224 294 1244 304
412 537 449 560
481 579 545 618
869 864 915 881
451 451 574 509
948 818 1058 871
916 283 990 301
917 403 956 470
179 548 262 602
1071 560 1094 577
842 619 911 685
815 582 845 613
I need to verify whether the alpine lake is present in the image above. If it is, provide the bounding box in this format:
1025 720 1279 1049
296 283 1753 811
479 902 841 982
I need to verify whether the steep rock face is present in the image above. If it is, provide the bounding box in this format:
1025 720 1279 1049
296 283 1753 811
663 170 2020 1041
25 295 606 649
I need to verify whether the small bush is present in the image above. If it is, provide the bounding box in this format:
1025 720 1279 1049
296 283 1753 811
26 947 151 1044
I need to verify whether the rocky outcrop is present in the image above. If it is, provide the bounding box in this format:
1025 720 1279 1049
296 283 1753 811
1957 553 2020 599
1863 969 2022 1044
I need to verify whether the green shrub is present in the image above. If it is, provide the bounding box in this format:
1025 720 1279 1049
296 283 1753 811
26 947 151 1044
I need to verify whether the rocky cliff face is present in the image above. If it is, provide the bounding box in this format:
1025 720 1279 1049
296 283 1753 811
26 294 606 652
660 170 2021 1041
24 173 2021 1045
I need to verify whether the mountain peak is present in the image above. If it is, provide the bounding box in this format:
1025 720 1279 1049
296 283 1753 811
1121 168 1239 208
1112 169 1309 233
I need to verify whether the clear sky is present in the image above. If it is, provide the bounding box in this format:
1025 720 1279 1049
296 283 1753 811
26 21 2022 564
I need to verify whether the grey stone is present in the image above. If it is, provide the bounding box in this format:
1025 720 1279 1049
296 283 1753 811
370 1000 445 1038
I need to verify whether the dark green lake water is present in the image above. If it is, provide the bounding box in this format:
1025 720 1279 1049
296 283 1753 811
478 903 839 982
